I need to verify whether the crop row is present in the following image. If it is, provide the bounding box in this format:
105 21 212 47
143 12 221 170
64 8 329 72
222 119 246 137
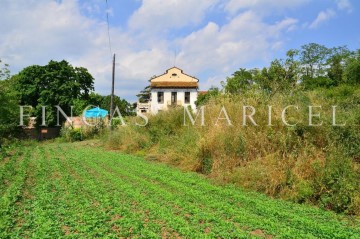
1 143 359 238
58 144 359 238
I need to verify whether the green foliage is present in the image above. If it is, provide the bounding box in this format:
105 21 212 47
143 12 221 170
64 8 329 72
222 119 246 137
221 44 356 94
344 49 360 85
0 62 20 145
145 108 184 144
60 127 83 142
299 43 332 78
14 60 95 127
100 95 133 116
107 125 150 153
314 154 357 213
195 87 220 106
268 57 299 93
223 68 253 94
295 180 314 202
302 76 335 89
327 55 344 86
200 157 213 175
73 93 133 117
60 123 106 142
0 82 19 142
1 143 358 238
0 59 10 80
136 85 151 103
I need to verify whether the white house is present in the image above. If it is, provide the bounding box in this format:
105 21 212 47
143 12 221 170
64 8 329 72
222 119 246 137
140 67 198 114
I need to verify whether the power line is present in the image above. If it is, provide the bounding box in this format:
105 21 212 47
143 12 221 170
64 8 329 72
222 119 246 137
105 0 112 58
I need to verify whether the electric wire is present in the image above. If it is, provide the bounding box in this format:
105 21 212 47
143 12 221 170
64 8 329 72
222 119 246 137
105 0 112 58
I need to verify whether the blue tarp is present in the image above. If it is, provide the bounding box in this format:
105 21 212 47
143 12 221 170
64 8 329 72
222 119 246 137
84 107 108 118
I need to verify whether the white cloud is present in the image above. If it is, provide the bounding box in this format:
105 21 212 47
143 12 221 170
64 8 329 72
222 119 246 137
175 11 298 89
1 0 293 101
225 0 309 15
335 0 353 13
0 0 104 65
128 0 220 33
309 9 336 29
0 0 226 101
0 0 137 100
0 0 306 101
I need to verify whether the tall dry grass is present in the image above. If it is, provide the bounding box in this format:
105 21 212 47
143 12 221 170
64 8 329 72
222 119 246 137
104 86 360 215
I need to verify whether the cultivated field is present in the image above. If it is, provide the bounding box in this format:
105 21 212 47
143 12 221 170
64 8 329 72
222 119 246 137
0 142 359 238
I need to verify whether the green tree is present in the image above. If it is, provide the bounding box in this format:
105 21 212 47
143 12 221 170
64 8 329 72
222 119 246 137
252 67 271 92
14 60 95 127
72 92 134 117
300 43 331 78
254 53 299 95
100 95 133 116
0 61 19 146
344 49 360 85
267 59 288 94
327 46 350 86
223 68 253 94
0 59 10 80
327 55 344 86
137 85 151 103
72 92 105 116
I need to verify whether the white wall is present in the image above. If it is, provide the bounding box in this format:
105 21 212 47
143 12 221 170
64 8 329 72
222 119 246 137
150 88 197 114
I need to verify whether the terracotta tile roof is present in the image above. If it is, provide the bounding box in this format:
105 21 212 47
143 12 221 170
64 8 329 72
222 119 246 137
151 82 198 88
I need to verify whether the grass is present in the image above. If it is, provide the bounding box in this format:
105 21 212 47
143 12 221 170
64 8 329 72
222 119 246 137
0 141 359 238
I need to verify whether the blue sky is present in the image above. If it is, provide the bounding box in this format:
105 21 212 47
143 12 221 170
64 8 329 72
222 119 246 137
1 0 359 102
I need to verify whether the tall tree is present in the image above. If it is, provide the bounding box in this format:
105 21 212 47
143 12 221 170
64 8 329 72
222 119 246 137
327 46 350 86
14 60 95 127
344 49 360 85
136 85 151 103
254 53 299 95
223 68 253 94
0 59 10 80
252 67 271 92
300 43 331 78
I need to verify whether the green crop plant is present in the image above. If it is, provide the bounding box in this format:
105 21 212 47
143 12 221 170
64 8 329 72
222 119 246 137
0 142 358 238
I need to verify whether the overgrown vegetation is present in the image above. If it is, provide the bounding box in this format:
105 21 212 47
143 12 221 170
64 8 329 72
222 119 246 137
60 119 107 142
107 43 360 216
0 60 21 148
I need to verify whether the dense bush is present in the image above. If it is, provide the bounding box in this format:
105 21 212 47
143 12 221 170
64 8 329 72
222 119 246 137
60 122 106 142
0 69 21 146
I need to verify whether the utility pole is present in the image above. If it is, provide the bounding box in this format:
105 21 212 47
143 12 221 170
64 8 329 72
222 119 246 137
110 53 115 131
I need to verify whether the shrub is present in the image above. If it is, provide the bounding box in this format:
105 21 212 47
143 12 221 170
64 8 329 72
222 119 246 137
313 154 357 213
60 127 83 142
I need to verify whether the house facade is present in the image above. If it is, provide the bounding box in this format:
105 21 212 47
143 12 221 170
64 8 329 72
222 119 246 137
138 67 199 114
